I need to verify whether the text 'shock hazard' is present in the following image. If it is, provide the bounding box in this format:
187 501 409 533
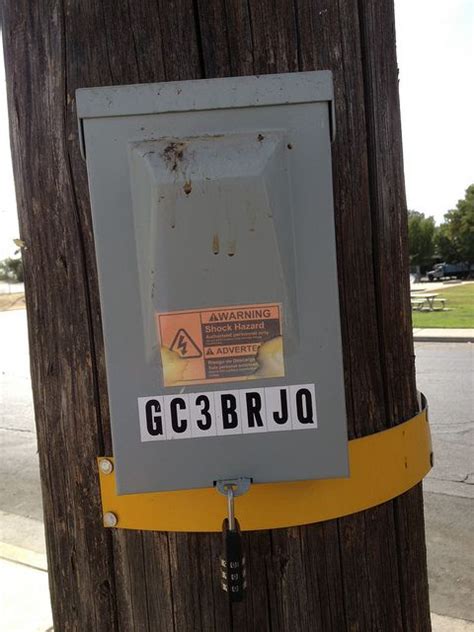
157 303 284 387
138 384 317 442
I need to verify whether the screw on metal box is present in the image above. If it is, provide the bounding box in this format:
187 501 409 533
99 459 114 475
103 512 118 527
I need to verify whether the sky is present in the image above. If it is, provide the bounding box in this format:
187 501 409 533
0 30 18 261
395 0 474 220
0 2 473 259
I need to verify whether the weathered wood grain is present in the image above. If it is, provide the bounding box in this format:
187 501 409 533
357 3 430 630
2 0 430 629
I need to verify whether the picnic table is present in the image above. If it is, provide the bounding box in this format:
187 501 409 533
410 292 446 311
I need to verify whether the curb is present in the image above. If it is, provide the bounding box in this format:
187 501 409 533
413 329 474 343
0 541 48 572
431 612 474 631
413 335 473 343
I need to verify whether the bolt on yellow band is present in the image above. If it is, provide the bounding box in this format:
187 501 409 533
97 405 431 532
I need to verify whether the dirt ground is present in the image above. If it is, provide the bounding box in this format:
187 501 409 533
0 292 25 312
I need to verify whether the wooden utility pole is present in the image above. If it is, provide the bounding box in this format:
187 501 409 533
3 1 431 630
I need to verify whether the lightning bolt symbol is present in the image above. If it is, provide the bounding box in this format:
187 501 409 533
177 334 188 356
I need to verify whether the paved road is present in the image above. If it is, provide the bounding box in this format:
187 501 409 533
418 342 473 497
415 342 473 621
0 310 44 555
0 310 473 623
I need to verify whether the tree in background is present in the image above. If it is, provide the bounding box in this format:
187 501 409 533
0 256 23 283
407 210 436 270
436 184 474 264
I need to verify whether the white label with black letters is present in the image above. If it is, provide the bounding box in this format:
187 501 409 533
138 384 317 442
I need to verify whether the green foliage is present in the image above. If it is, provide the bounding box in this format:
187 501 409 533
407 210 436 267
0 256 24 283
436 184 474 264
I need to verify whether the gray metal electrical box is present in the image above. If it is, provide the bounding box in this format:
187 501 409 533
76 71 348 495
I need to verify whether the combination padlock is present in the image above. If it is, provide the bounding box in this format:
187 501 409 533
219 486 246 601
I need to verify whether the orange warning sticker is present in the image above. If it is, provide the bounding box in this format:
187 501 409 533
157 303 284 387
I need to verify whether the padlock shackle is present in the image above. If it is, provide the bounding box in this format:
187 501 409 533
227 487 235 531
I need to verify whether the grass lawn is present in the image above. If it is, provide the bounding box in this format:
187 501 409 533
411 283 474 329
0 292 26 311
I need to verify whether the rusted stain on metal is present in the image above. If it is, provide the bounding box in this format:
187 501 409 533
212 233 220 255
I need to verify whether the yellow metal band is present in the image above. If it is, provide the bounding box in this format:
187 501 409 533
98 406 431 532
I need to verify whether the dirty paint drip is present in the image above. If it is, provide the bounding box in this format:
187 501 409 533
162 141 186 172
160 141 192 229
227 240 236 257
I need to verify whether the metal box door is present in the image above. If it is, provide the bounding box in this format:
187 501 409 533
77 71 349 494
